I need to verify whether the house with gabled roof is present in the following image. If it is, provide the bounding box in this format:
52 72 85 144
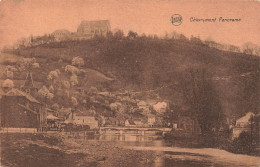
0 87 44 129
233 112 256 139
133 118 144 127
65 110 99 129
0 76 45 129
125 119 136 127
56 107 71 121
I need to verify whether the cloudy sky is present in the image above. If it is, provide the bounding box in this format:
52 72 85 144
0 0 259 48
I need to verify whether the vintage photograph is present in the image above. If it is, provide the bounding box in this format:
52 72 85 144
0 0 259 166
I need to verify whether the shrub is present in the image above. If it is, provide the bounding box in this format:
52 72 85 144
72 56 84 67
230 131 254 154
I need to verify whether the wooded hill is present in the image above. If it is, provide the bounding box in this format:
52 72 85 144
3 34 260 120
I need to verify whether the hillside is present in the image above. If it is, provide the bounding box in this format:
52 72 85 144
2 36 259 119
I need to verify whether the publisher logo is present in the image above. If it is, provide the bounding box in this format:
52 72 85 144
171 14 182 26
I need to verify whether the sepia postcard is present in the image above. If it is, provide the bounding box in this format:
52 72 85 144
0 0 259 166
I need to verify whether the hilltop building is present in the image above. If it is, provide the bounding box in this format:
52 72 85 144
50 20 111 42
52 29 71 41
77 20 111 39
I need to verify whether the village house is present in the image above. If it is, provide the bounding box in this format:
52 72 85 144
136 100 152 116
125 118 145 127
45 114 61 130
56 107 71 121
233 112 255 139
43 108 64 130
0 81 45 129
104 117 119 126
133 118 144 127
66 110 99 129
0 72 43 97
125 119 136 127
147 114 156 127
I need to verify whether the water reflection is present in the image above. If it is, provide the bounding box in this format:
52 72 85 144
67 131 225 167
99 132 167 167
98 132 165 148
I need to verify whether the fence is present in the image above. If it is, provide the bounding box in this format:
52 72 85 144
0 127 38 133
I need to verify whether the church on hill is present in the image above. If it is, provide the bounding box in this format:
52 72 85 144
50 20 111 41
77 20 111 38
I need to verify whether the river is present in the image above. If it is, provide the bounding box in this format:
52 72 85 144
66 130 259 167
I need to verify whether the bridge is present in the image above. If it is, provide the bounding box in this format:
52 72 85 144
99 126 172 135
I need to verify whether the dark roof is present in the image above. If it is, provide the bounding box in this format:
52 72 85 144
78 20 110 27
18 103 38 114
4 88 39 103
127 119 136 125
57 108 71 119
133 118 142 122
74 110 94 117
46 114 61 120
77 20 111 34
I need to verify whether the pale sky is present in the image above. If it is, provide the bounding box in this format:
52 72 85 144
0 0 260 48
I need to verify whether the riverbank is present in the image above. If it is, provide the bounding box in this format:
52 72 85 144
0 133 157 167
1 133 259 167
126 146 260 167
